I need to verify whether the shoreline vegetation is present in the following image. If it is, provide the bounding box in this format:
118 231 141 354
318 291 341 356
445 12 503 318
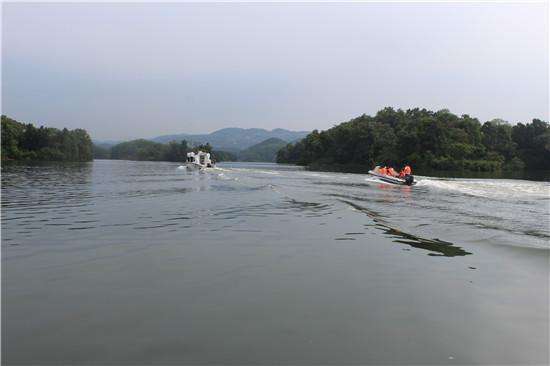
1 115 93 162
276 107 550 174
94 137 288 163
3 107 549 179
1 115 236 163
94 139 236 163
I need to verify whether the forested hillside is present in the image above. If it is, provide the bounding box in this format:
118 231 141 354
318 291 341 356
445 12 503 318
1 115 93 161
237 138 288 162
92 128 307 163
277 108 550 172
98 140 236 162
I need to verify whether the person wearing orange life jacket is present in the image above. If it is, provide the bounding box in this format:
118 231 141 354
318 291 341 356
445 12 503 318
398 164 412 178
387 166 398 177
378 166 388 175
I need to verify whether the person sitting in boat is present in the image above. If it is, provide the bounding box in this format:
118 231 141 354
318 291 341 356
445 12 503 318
398 164 412 178
378 165 388 175
387 166 398 177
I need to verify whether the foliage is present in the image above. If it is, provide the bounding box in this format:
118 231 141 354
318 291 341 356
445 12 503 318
109 139 187 162
93 144 111 159
101 139 234 163
193 143 212 153
211 150 237 162
511 119 550 169
238 137 288 162
165 140 189 162
276 107 550 172
1 115 93 162
110 139 166 161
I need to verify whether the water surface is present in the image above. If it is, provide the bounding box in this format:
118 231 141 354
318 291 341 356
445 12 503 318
2 160 549 364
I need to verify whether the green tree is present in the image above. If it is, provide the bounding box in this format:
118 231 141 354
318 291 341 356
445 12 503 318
481 119 515 161
512 119 550 169
1 115 93 162
277 108 547 173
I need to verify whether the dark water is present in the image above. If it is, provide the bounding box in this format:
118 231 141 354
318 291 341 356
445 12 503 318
2 160 549 365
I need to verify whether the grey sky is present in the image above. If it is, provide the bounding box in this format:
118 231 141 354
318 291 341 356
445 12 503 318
2 2 548 140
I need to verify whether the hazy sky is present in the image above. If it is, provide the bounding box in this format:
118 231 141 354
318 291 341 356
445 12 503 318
2 2 548 140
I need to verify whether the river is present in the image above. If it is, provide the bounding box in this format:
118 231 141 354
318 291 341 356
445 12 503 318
2 160 549 365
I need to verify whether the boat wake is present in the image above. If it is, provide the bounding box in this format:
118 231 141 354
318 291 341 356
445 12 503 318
416 177 550 200
340 199 471 257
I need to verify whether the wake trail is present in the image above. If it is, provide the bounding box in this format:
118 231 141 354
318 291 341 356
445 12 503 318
416 177 550 200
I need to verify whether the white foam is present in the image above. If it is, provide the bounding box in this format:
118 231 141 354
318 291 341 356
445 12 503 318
418 177 550 200
303 172 333 179
254 170 280 175
364 176 393 185
220 167 280 175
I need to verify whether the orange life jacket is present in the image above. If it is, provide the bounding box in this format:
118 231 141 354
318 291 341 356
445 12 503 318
403 165 411 175
379 167 387 175
387 167 396 176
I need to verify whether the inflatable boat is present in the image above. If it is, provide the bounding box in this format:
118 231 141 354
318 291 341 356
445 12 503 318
368 170 416 186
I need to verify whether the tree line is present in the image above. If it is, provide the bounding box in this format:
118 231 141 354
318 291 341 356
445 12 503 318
1 115 93 162
95 139 236 162
276 107 550 172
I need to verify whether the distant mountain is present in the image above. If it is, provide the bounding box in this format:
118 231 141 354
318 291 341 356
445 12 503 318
151 127 308 151
238 137 289 162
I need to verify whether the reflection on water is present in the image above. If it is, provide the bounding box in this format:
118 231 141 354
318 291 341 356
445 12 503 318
338 199 471 256
1 160 548 365
384 227 471 257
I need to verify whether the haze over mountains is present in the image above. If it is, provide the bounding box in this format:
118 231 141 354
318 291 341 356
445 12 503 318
92 127 309 162
150 127 309 152
95 127 307 150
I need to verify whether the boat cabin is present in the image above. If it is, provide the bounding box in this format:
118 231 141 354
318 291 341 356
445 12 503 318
186 151 214 168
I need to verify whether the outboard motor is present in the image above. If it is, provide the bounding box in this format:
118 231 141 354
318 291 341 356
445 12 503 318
405 175 414 186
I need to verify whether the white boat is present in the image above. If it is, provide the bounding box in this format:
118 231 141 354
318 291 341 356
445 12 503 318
185 151 215 171
368 168 416 186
